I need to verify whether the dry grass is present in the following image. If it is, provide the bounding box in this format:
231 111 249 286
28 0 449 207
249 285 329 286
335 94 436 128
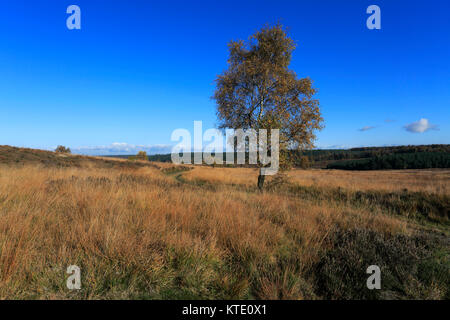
184 166 450 195
0 162 414 299
288 169 450 196
183 166 260 186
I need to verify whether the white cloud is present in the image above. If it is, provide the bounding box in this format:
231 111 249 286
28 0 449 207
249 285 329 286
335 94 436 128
404 118 438 133
315 144 353 150
71 143 173 156
359 126 376 132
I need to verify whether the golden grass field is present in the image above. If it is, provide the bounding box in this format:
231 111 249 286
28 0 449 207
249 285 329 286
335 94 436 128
0 153 448 299
184 166 450 195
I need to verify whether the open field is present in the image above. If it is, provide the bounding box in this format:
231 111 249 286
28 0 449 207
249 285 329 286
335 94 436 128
0 148 448 299
184 166 450 195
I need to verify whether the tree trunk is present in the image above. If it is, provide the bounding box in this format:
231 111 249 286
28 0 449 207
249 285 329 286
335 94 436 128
257 169 265 191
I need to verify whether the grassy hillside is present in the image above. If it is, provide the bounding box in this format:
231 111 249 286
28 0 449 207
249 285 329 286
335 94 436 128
0 146 448 299
0 145 152 169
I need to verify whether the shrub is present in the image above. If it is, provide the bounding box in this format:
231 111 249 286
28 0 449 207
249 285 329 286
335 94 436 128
136 151 148 161
313 228 448 299
128 151 148 161
55 145 71 154
299 156 311 169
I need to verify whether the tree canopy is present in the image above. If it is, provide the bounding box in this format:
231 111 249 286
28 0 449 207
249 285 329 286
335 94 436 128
213 24 323 173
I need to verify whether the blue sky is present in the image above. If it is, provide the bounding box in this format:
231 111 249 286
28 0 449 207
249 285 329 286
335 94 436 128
0 0 448 154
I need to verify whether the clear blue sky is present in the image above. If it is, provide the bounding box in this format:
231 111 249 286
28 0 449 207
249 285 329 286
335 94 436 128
0 0 448 154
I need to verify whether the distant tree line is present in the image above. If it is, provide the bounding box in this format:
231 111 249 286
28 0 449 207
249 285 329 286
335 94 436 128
105 144 450 170
326 152 450 170
298 144 450 163
148 154 172 162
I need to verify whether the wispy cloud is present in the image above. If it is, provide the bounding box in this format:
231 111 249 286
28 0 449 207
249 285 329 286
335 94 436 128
404 118 438 133
358 126 376 132
315 144 355 150
71 143 173 156
384 119 395 123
